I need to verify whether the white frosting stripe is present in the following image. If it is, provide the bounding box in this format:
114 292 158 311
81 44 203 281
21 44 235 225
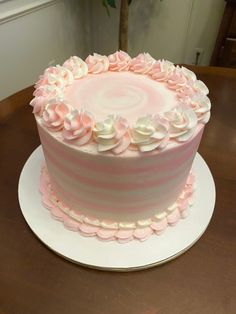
40 165 195 242
38 123 202 220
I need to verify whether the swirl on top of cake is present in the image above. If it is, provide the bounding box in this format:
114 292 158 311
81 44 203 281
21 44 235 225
30 52 211 154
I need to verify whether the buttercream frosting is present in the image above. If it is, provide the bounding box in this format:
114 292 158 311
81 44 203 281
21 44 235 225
42 100 70 131
31 52 210 243
63 56 88 79
62 110 94 144
31 51 211 155
130 115 169 152
85 53 109 74
108 50 131 71
40 165 195 243
93 115 130 154
130 52 155 74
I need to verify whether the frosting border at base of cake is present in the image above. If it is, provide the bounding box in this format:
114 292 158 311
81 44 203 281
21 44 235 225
40 165 195 243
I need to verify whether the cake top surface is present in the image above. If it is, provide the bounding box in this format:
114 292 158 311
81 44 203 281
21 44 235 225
64 71 179 124
31 51 211 155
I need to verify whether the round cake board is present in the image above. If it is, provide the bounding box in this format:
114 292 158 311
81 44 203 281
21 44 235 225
18 146 215 271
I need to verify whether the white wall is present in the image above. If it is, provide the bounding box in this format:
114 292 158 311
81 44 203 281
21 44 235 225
0 0 225 101
88 0 225 64
183 0 226 65
0 0 89 100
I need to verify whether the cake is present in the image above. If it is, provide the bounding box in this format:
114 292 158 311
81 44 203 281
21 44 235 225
30 51 211 243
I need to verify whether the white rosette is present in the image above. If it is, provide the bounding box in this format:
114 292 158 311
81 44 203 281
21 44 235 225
93 115 130 154
130 115 169 152
164 105 198 142
188 94 211 123
181 66 197 83
193 80 209 95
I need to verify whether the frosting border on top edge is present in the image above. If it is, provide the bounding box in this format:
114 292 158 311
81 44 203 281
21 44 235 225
30 52 211 155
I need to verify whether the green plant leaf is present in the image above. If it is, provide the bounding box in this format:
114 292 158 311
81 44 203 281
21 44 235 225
107 0 116 8
102 0 111 16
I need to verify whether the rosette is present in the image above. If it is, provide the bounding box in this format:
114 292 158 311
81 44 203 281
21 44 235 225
42 100 70 131
62 110 94 145
63 56 88 79
181 66 197 82
35 65 73 89
33 84 63 99
108 50 131 71
30 96 48 115
150 59 175 81
130 53 155 74
93 115 130 154
187 94 211 123
193 79 209 95
164 105 197 141
130 115 169 152
167 67 187 90
85 53 109 74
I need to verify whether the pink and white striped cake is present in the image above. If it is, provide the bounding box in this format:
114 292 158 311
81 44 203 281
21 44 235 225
30 51 211 242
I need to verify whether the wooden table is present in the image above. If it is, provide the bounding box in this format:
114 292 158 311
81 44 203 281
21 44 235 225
0 66 236 314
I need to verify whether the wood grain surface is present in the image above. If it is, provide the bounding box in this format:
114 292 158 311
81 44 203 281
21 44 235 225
0 66 236 314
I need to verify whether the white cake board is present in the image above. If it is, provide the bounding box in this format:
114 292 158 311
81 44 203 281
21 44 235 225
18 146 215 271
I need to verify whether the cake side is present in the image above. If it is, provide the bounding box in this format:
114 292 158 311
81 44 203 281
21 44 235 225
39 165 195 242
37 121 203 222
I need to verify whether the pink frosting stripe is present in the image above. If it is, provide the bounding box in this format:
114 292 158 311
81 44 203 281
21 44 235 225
38 124 203 175
48 161 186 203
44 140 193 182
44 146 192 190
39 165 195 242
50 175 186 212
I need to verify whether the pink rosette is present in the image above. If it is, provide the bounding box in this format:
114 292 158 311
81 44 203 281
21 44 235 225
164 105 197 142
130 53 155 74
108 50 131 71
63 56 88 79
33 84 63 99
57 66 73 85
42 100 70 131
30 96 48 115
35 65 73 89
149 59 175 81
130 115 169 152
85 53 109 74
177 85 195 99
167 67 187 90
62 110 94 145
93 115 130 154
